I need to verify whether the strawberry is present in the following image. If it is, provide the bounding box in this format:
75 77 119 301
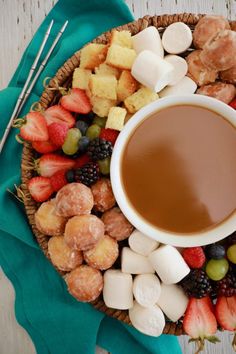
183 247 206 269
60 88 91 114
50 170 68 192
229 98 236 110
32 140 58 154
183 297 219 352
74 154 91 168
100 128 119 145
48 122 68 147
20 112 49 142
44 105 75 128
215 295 236 331
36 153 76 177
28 176 53 202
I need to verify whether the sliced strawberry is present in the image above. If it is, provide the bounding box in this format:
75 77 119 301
50 170 68 192
215 295 236 331
74 154 91 168
60 88 91 114
183 297 219 351
20 112 48 142
32 140 58 154
48 122 68 147
36 153 76 177
229 98 236 110
44 105 75 128
182 247 206 269
28 176 53 202
100 128 119 145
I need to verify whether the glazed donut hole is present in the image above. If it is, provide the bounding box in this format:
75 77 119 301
55 183 94 218
200 30 236 71
193 15 230 49
48 236 83 271
220 65 236 84
66 265 103 302
186 50 218 86
35 199 67 236
83 235 119 270
64 214 105 251
101 207 134 241
197 82 236 104
91 178 116 212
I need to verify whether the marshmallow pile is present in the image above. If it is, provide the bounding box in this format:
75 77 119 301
131 24 197 97
103 230 190 336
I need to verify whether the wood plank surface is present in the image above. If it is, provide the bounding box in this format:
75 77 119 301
0 1 235 353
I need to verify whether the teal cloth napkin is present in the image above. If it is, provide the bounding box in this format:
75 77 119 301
0 1 182 353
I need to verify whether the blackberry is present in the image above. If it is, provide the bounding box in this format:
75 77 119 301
180 269 212 298
75 162 99 186
87 138 113 161
216 270 236 297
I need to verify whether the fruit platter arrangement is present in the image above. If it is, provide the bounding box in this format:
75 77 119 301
17 14 236 353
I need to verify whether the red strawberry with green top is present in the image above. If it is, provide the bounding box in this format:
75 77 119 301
28 176 53 202
50 170 68 192
183 297 219 352
44 105 75 128
100 128 119 145
60 88 91 114
32 140 58 154
182 247 206 269
215 295 236 331
36 153 76 177
229 98 236 110
48 122 68 147
20 112 49 142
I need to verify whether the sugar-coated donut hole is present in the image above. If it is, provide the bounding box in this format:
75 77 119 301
193 15 230 49
186 50 218 86
197 82 236 104
48 236 83 271
101 207 134 241
64 214 105 251
66 265 103 302
91 178 116 212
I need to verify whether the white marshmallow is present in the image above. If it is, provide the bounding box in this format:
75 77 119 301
122 247 155 274
162 22 192 54
164 55 188 85
129 301 165 337
133 274 161 307
103 269 133 310
131 50 174 92
157 283 188 322
128 230 159 256
132 26 164 58
148 245 190 284
159 76 197 98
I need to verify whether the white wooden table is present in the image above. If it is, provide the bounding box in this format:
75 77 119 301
0 1 235 353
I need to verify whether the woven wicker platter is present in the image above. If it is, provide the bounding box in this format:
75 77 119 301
21 13 236 336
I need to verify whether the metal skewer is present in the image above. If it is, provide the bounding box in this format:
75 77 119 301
0 19 54 154
16 20 69 117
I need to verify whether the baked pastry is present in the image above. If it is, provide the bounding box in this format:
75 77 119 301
91 178 116 212
35 199 67 236
64 214 105 251
55 183 94 217
101 207 134 241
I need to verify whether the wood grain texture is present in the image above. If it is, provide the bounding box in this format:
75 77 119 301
0 1 235 353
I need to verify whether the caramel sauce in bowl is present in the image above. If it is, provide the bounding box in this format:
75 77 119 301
110 95 236 247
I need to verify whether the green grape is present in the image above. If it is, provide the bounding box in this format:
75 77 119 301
86 124 101 140
206 258 229 281
93 116 106 128
227 244 236 264
62 128 81 155
98 157 110 175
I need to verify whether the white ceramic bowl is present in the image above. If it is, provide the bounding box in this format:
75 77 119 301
110 95 236 247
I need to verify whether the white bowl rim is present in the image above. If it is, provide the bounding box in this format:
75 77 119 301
110 95 236 247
